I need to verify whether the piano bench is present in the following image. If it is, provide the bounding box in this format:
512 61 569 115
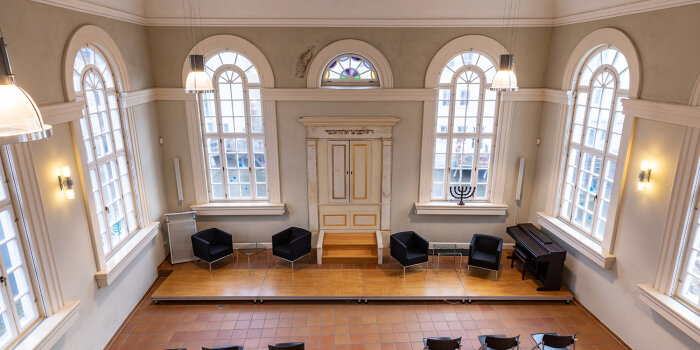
512 246 535 280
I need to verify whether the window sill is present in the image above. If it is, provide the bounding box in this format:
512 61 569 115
638 284 700 343
537 212 615 269
14 300 80 350
95 222 160 288
191 202 286 216
414 202 508 216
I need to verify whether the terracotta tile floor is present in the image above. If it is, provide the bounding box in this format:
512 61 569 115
107 250 627 350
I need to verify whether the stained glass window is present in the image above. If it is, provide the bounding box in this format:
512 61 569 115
201 51 268 200
73 46 141 257
322 54 379 87
558 47 629 243
431 52 499 201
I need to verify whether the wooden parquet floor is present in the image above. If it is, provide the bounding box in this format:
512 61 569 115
152 251 572 303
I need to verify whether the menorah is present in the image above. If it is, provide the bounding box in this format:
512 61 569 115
450 185 476 205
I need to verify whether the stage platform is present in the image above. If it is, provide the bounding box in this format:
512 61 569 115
151 267 573 303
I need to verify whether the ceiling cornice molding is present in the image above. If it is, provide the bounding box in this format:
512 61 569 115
552 0 700 26
32 0 145 25
142 17 554 28
31 0 700 28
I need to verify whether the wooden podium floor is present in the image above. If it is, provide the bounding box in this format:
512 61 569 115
152 252 573 303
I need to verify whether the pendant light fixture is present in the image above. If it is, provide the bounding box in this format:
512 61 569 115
491 0 519 92
0 34 52 144
183 0 213 93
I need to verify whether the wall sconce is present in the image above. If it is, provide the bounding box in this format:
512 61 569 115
58 166 75 199
637 160 652 191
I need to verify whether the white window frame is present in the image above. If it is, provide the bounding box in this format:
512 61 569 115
63 25 159 287
0 143 79 349
200 55 268 201
432 56 499 202
639 75 700 343
416 35 512 215
306 39 393 88
537 28 641 269
182 35 284 216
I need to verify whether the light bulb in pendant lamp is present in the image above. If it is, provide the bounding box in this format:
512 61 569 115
0 37 52 144
184 54 214 93
490 54 518 92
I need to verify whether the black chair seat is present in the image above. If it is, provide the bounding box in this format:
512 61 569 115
191 228 234 271
406 247 429 265
423 336 461 350
471 250 499 265
203 346 243 350
273 243 291 257
467 234 503 273
269 342 304 350
272 227 312 269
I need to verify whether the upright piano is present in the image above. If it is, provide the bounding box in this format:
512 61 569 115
506 223 566 291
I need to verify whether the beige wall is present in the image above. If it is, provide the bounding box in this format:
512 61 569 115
0 0 167 349
148 25 551 243
528 4 700 349
543 4 700 104
2 0 700 348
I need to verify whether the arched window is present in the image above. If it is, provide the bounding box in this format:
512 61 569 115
321 54 379 87
431 52 499 201
0 150 39 347
72 46 141 256
200 51 268 200
558 47 630 242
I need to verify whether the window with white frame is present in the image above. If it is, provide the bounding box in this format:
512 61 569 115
0 148 41 348
558 47 630 243
72 46 141 257
200 51 268 201
321 54 379 87
431 52 499 201
677 157 700 313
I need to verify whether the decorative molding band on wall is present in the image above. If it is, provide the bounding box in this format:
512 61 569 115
32 0 700 28
31 0 145 25
262 88 437 102
622 98 700 128
39 101 84 125
121 88 156 108
502 88 571 104
552 0 700 26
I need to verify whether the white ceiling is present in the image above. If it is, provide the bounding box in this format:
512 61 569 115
31 0 700 26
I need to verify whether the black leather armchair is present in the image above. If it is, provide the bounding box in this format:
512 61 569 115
467 234 503 278
191 228 234 271
390 231 429 277
272 227 311 270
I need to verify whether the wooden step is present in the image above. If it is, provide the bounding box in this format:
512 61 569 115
322 246 378 264
321 233 378 264
323 233 377 247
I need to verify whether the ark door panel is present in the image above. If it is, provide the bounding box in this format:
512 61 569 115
350 141 371 203
328 140 349 203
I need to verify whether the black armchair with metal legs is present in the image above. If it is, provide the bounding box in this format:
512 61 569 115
422 337 461 350
467 234 503 278
191 228 234 272
272 227 312 270
530 333 576 350
268 342 304 350
477 334 520 350
391 231 429 277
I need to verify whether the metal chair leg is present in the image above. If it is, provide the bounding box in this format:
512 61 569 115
209 262 212 272
403 266 406 278
292 261 294 271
